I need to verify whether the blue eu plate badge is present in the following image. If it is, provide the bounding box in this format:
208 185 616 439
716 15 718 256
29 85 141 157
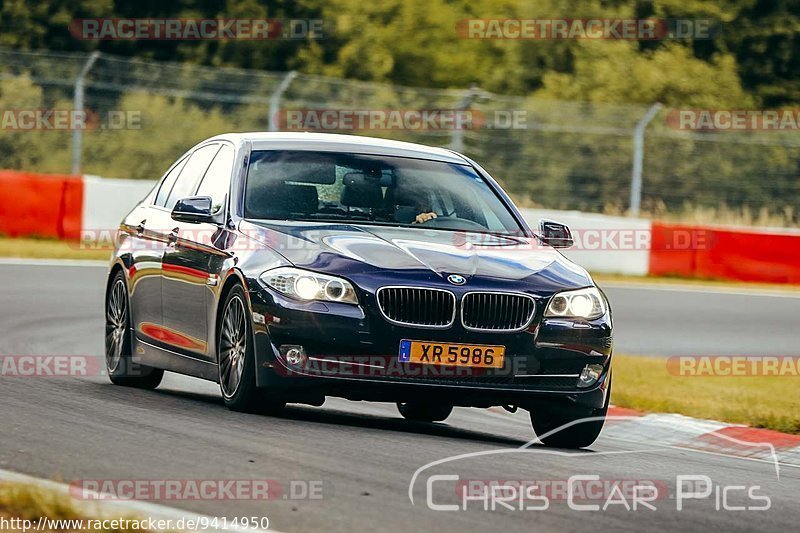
398 339 412 362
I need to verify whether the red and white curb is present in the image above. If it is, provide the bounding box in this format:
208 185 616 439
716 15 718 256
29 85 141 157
604 406 800 469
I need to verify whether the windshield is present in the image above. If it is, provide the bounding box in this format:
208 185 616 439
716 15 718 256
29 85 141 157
244 150 522 234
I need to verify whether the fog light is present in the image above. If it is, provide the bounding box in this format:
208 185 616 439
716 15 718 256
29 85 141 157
577 364 604 388
280 345 307 366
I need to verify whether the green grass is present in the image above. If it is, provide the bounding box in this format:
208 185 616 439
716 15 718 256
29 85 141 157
612 354 800 435
0 483 77 523
0 483 146 532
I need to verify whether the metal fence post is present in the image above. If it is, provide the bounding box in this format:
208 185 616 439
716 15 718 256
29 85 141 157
450 84 484 153
629 102 662 217
71 51 101 175
269 71 297 132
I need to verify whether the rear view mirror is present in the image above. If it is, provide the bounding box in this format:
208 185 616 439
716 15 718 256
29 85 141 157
538 219 573 248
171 196 214 224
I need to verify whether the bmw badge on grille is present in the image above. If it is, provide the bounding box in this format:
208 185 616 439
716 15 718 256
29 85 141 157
447 274 466 285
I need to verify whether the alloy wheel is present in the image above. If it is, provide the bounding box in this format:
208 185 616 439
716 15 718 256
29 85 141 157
105 278 128 373
219 294 247 398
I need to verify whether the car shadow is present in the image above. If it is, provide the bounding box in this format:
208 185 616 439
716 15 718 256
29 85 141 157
280 404 531 447
138 385 531 447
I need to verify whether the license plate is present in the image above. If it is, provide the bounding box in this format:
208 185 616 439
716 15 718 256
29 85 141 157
398 340 505 369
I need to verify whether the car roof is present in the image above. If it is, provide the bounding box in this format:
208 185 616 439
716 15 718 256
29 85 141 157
206 132 469 165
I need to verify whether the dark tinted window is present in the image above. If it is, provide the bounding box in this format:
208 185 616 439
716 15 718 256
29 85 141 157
154 156 188 207
244 151 521 234
196 145 234 213
165 144 220 210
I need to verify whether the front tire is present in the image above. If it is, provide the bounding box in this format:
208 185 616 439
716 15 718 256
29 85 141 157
105 270 163 389
397 402 453 422
530 388 610 449
217 284 285 415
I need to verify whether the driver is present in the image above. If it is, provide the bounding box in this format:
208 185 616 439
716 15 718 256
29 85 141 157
391 170 438 224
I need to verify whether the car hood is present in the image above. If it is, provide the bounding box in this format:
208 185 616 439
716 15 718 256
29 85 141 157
242 220 592 293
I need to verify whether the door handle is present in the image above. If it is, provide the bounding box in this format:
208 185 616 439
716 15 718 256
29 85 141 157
167 227 180 245
135 219 146 235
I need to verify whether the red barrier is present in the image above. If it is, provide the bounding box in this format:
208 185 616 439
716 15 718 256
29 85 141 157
0 170 84 240
649 223 701 277
650 222 800 284
60 177 84 240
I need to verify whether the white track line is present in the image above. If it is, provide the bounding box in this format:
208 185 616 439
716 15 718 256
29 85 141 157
0 258 108 267
0 469 281 533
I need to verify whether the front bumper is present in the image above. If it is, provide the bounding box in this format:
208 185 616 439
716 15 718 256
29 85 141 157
248 285 613 410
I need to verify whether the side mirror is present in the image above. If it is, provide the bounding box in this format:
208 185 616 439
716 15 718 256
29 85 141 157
538 219 573 248
171 196 214 224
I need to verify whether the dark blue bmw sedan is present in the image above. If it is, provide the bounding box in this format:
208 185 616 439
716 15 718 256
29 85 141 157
105 132 612 448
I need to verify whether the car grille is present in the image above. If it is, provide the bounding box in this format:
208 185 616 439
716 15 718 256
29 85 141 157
376 287 455 328
461 292 536 332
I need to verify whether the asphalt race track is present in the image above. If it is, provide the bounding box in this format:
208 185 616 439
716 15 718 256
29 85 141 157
1 262 799 532
604 282 800 356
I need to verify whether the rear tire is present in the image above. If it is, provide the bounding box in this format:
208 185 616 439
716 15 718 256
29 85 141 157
105 270 163 389
218 284 285 415
397 402 453 422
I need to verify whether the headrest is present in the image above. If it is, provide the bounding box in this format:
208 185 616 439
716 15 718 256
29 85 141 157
246 182 319 219
341 172 383 209
385 169 428 208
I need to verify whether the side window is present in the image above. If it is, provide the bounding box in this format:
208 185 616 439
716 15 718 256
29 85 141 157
165 144 221 210
196 145 234 213
154 156 189 207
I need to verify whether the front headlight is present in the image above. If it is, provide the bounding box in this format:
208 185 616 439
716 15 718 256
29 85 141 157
260 267 359 304
545 287 607 320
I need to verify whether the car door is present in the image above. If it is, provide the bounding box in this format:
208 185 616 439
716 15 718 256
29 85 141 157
190 144 237 360
160 143 223 359
126 155 188 344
